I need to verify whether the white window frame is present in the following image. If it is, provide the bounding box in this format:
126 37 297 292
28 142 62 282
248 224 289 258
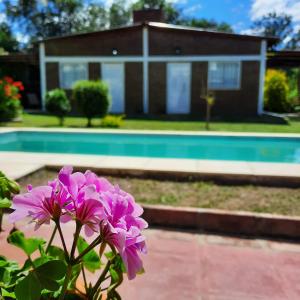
59 62 88 89
208 61 241 90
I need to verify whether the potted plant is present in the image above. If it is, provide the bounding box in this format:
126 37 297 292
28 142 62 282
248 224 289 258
0 166 148 299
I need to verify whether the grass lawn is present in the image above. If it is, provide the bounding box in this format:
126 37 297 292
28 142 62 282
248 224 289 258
18 170 300 217
1 113 300 133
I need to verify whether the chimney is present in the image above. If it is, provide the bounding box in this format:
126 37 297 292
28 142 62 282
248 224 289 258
133 9 165 24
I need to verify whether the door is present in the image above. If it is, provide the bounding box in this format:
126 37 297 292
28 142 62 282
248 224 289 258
102 63 125 113
167 63 191 114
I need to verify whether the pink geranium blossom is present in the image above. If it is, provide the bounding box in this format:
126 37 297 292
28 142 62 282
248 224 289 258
100 185 148 279
9 166 148 280
9 185 62 229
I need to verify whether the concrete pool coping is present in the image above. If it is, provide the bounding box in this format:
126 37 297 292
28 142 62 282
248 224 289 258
0 127 299 185
1 126 300 138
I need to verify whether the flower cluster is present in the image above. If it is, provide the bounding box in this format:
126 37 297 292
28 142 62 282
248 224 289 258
0 76 24 99
0 76 23 120
10 166 148 280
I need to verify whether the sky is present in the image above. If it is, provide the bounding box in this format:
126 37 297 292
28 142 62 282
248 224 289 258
0 0 300 43
174 0 300 34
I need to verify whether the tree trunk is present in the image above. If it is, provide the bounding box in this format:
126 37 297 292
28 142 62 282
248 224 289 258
87 118 92 128
206 103 211 130
59 116 64 127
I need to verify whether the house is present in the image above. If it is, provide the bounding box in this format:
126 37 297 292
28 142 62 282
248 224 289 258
38 9 277 118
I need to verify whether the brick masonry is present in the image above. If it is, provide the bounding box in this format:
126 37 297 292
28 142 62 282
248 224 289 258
142 204 300 240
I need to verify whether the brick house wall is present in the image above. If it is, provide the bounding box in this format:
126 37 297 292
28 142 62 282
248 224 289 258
40 22 269 118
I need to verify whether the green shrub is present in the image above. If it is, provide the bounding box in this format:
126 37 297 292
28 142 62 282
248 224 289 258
45 89 71 126
100 114 124 128
264 69 291 113
287 68 299 109
72 80 111 127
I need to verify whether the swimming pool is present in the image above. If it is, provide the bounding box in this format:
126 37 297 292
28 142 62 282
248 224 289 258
0 131 299 163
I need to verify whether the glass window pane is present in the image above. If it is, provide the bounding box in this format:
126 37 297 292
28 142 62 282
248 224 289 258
60 63 88 89
208 62 240 89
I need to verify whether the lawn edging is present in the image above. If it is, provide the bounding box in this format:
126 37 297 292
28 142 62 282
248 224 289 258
142 204 300 240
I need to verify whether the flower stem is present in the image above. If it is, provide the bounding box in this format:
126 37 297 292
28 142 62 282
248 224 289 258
46 225 57 253
58 263 73 300
90 260 111 298
81 264 88 293
56 221 69 260
70 222 82 260
74 236 101 264
0 209 3 232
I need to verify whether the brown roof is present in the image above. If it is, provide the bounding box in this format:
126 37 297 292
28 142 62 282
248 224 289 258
267 50 300 67
40 22 278 46
0 53 38 65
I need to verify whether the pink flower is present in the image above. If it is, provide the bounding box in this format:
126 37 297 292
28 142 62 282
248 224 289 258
9 166 148 280
100 186 148 279
56 167 109 235
9 185 62 229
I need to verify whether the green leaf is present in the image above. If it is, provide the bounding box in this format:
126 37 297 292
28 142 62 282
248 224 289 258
0 261 8 268
0 197 11 208
105 251 115 261
107 290 122 300
47 245 65 260
21 260 67 292
77 236 101 273
38 276 60 292
109 266 119 283
68 264 81 290
113 255 126 273
0 267 11 285
35 260 67 281
32 256 50 268
15 273 41 300
1 288 16 299
7 231 46 256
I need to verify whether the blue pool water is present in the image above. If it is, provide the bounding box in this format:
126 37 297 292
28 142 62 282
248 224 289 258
0 131 299 163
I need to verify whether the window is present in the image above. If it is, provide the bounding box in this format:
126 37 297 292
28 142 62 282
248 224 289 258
59 63 88 89
208 61 240 89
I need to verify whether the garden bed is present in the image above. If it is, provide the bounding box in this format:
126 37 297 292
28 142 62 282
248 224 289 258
17 169 300 217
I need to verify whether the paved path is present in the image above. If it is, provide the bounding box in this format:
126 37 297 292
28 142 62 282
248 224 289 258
1 217 300 300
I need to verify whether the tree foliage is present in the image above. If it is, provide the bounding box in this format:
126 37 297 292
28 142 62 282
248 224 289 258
132 0 180 24
252 12 299 49
72 80 111 127
3 0 233 47
264 69 292 112
110 0 131 28
178 18 233 33
3 0 107 42
0 22 19 53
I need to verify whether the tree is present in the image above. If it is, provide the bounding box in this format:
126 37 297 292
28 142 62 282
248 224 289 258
45 89 71 126
251 13 296 49
0 22 19 53
178 18 233 33
286 29 300 49
132 0 180 24
74 4 108 33
73 80 111 127
3 0 107 42
109 0 131 28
